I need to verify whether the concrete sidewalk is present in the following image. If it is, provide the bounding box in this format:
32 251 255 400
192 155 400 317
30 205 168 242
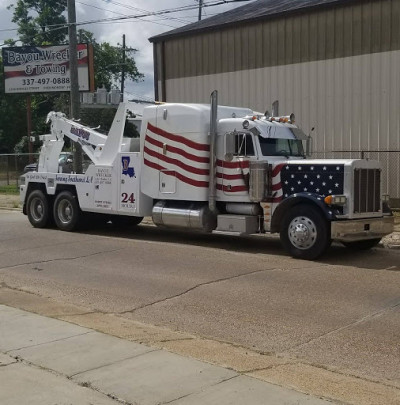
0 305 332 405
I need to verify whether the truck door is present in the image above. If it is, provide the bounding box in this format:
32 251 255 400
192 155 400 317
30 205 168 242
221 132 254 196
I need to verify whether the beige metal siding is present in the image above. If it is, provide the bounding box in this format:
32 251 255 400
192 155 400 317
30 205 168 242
154 0 400 197
160 0 399 81
160 50 400 197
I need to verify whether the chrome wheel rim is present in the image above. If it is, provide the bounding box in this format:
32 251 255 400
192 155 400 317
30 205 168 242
288 216 317 250
57 200 73 225
30 197 44 222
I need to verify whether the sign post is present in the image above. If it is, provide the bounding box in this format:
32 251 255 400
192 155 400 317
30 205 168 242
26 95 33 163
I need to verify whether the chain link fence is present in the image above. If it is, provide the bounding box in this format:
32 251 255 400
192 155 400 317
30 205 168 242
0 153 40 189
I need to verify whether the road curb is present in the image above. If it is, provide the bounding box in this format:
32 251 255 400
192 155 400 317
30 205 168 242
0 303 332 405
1 287 399 405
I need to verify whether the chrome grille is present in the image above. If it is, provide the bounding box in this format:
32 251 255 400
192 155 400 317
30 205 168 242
353 168 381 213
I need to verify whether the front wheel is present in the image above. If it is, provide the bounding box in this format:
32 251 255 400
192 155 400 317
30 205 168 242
26 190 50 228
280 204 331 260
342 238 381 250
53 191 81 231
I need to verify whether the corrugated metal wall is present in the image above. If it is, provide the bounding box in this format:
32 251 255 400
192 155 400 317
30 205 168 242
154 0 400 197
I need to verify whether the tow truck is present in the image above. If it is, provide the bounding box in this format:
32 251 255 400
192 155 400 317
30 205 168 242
20 91 394 259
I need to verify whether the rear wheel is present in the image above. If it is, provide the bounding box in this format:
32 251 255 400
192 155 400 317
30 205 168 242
53 191 81 231
280 204 331 260
27 190 50 228
342 238 381 250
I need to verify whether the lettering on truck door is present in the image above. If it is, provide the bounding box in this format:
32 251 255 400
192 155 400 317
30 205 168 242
94 166 113 210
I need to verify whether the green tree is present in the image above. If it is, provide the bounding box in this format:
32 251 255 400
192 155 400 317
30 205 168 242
8 0 68 45
78 30 144 91
1 1 143 153
0 56 27 153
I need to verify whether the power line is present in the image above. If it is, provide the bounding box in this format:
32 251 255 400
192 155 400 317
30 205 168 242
98 0 191 25
0 1 255 34
77 0 255 26
75 4 211 27
0 3 200 33
76 1 179 28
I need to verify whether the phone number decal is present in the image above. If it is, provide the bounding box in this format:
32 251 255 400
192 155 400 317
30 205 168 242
22 77 71 86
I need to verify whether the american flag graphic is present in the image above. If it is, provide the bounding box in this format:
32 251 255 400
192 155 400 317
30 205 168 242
3 45 88 79
216 159 249 193
144 123 210 188
144 123 250 193
272 163 345 202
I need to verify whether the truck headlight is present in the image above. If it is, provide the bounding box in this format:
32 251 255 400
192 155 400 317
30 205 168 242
382 194 390 202
324 195 347 206
19 175 25 186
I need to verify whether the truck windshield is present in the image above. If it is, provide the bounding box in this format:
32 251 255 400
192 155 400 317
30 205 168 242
259 137 305 157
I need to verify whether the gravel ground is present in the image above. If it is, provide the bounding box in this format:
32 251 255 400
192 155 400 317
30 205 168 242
2 193 399 249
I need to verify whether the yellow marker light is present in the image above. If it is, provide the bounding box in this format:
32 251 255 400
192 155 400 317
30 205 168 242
324 195 347 206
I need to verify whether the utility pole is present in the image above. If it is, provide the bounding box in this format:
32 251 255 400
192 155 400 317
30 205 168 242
198 0 203 21
26 95 33 163
67 0 82 173
121 34 126 102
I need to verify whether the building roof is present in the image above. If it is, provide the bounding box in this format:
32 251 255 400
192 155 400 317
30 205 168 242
149 0 360 43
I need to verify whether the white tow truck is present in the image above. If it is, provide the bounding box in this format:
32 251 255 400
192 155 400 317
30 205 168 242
20 91 394 260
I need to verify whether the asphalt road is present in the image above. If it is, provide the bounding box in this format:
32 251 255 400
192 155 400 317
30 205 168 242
1 210 400 402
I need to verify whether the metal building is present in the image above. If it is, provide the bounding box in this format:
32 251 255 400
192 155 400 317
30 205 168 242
150 0 400 199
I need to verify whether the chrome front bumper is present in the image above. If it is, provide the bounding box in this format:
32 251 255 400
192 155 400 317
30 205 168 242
331 216 394 242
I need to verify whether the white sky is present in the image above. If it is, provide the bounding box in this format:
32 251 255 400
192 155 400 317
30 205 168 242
0 0 256 101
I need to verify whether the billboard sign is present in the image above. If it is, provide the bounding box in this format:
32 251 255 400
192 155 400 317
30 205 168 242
2 44 91 94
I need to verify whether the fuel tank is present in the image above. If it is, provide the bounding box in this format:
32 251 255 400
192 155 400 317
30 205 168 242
152 201 217 232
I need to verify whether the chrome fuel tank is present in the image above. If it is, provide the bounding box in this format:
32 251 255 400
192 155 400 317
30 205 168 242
152 201 217 232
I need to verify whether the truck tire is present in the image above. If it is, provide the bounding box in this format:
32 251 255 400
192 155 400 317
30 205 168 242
111 215 143 227
280 204 331 260
342 238 381 250
27 190 50 228
53 191 81 231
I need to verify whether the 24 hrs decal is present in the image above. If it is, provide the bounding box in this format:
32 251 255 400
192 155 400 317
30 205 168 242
121 192 135 204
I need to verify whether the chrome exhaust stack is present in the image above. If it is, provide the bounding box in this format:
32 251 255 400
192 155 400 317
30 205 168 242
209 90 218 214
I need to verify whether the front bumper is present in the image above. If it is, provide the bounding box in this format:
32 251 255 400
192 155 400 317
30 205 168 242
331 216 394 242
